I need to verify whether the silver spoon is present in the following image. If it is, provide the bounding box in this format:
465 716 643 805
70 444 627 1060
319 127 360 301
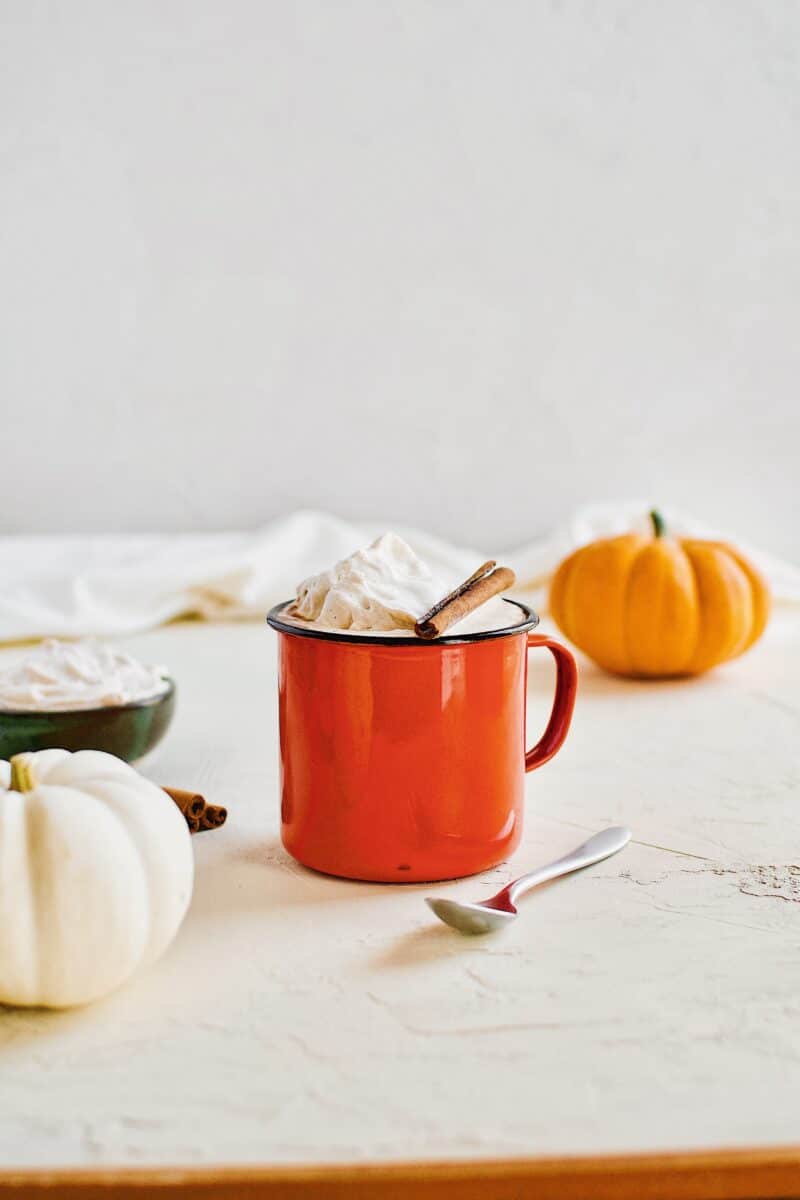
426 826 631 935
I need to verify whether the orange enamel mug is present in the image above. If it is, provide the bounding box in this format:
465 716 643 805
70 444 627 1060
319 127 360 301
267 600 577 882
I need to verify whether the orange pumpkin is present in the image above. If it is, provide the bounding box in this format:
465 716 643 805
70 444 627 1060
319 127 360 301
549 511 771 678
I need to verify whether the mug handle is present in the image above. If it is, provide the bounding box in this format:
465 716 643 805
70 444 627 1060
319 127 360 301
525 634 578 772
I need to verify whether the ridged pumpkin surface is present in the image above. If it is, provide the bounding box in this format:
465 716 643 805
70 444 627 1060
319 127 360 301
549 518 770 678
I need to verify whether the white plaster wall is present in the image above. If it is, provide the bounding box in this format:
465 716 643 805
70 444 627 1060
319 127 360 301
1 2 798 556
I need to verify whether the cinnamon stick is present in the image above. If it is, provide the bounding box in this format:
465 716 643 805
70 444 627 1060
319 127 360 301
165 788 205 820
416 562 495 627
415 564 517 640
199 804 228 831
163 787 228 834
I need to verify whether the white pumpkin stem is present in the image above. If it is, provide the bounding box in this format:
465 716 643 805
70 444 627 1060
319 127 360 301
9 754 36 793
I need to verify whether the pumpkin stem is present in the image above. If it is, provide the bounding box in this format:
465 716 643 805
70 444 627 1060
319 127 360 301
650 509 667 538
9 754 36 793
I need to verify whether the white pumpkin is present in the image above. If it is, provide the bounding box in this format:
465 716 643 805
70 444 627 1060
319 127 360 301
0 749 193 1008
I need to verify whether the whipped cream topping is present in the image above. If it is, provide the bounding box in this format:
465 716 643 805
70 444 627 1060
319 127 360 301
290 533 522 636
293 533 443 631
0 639 170 712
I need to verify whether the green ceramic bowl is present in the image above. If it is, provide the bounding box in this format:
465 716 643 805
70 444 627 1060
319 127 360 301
0 679 176 763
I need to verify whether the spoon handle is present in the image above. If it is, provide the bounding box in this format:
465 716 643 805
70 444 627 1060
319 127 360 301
507 826 631 905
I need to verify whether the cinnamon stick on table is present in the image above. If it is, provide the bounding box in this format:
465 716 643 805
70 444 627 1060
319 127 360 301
163 787 228 835
415 563 517 640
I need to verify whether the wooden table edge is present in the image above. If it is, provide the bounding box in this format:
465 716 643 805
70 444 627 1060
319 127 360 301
1 1146 799 1199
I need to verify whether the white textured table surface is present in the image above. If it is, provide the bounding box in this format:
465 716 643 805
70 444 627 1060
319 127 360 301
1 616 799 1169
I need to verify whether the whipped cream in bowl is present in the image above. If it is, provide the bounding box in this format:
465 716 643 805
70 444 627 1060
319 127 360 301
0 640 175 763
274 533 534 642
0 640 170 712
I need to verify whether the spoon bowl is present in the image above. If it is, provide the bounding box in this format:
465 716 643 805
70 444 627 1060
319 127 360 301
425 897 518 935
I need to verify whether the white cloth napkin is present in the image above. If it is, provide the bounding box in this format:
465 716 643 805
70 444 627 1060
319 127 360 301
0 504 797 643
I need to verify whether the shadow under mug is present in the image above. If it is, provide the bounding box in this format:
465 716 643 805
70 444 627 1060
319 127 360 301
267 599 578 883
